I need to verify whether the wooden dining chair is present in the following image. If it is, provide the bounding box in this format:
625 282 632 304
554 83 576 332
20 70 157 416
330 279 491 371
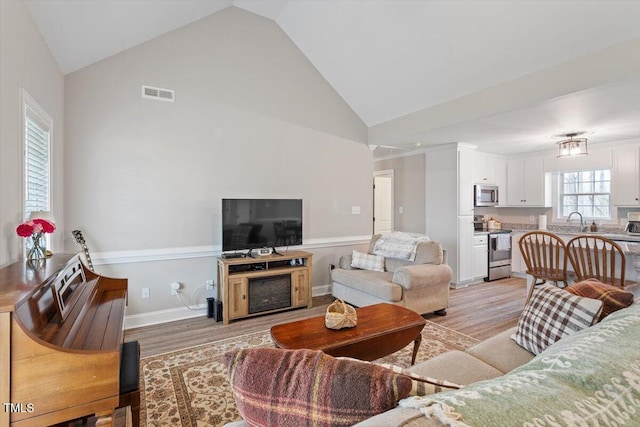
518 231 569 303
566 235 635 288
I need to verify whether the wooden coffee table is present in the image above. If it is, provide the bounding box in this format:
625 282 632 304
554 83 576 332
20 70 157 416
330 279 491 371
270 303 427 364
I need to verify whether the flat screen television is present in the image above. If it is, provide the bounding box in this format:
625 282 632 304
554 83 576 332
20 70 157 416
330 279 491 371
222 198 302 252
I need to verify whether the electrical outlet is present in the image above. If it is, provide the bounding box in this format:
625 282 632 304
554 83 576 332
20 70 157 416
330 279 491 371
206 280 214 290
171 282 181 296
142 288 150 299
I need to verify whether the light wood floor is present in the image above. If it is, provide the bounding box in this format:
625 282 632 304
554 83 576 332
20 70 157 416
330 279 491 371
125 276 528 357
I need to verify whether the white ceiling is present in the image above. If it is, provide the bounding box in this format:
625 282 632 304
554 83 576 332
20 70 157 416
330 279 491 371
23 0 640 157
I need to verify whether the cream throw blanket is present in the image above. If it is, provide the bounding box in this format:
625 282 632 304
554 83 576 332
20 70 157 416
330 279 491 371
373 232 430 261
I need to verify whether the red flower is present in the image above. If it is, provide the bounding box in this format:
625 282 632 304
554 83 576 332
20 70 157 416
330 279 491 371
32 219 56 233
16 223 34 237
16 218 56 238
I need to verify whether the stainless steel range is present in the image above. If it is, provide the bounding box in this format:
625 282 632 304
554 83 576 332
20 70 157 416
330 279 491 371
487 230 512 281
625 212 640 234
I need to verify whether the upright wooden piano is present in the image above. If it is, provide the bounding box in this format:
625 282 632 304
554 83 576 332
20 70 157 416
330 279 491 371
0 254 128 426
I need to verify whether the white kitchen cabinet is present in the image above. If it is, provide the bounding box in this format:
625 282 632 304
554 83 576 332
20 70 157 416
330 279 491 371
510 231 526 274
472 234 488 278
613 146 640 206
494 157 507 206
506 157 548 206
459 149 474 216
472 152 494 184
472 153 507 185
473 153 508 206
458 216 474 283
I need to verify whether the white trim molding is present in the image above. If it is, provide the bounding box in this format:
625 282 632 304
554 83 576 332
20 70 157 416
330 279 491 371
93 235 371 266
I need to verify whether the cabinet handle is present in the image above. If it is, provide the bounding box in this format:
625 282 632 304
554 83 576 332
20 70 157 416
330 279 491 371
242 295 246 300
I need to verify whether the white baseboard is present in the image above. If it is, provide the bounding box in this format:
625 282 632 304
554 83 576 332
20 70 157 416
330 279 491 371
312 284 332 297
125 285 333 329
125 306 207 329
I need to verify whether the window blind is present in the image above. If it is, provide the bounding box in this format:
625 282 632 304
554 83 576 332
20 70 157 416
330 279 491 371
24 106 50 219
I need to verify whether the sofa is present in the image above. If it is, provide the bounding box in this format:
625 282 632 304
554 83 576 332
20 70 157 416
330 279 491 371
331 234 452 315
224 282 639 427
355 286 640 426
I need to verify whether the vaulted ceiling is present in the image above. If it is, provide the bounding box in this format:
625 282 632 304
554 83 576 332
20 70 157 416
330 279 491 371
24 0 640 157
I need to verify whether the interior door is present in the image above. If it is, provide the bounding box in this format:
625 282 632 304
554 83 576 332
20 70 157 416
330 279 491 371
374 172 393 235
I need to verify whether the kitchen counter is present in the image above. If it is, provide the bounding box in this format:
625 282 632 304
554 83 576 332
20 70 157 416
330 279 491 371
507 228 640 255
559 232 640 243
506 224 640 281
474 229 512 235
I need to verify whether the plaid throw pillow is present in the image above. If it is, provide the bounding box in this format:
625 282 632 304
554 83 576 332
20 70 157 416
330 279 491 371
565 279 634 321
222 348 412 427
512 284 603 355
351 250 385 272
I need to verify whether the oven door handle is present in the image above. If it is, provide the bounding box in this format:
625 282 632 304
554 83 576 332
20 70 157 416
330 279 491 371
489 236 496 251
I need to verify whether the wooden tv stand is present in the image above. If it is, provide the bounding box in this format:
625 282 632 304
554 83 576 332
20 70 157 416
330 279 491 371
216 250 313 325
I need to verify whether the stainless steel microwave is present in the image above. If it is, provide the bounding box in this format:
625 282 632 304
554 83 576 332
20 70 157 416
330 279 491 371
474 184 499 207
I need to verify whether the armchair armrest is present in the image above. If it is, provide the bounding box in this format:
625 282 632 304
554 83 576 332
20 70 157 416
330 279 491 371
392 264 453 290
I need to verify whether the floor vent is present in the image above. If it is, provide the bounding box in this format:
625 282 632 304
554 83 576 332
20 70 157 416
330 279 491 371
141 85 174 102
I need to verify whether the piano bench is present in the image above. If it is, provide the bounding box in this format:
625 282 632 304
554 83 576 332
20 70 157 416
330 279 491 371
119 340 141 427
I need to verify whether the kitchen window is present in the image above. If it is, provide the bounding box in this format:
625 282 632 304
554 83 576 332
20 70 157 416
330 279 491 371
559 169 611 219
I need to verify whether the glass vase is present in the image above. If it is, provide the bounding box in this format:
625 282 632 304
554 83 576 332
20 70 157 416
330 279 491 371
27 232 46 260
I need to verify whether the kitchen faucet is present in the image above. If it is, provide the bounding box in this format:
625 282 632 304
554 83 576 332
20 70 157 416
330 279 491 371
567 211 587 232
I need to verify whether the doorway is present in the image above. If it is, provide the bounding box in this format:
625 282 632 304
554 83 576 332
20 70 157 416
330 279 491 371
373 170 394 235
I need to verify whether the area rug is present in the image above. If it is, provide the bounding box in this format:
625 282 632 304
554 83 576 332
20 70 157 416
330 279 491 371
140 321 479 427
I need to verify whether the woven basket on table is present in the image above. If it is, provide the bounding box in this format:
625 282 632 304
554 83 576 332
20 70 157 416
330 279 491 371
325 299 357 329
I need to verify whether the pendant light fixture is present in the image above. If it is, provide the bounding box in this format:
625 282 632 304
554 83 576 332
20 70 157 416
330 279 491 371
556 132 588 158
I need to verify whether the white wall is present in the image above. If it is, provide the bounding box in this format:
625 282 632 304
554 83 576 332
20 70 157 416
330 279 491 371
63 7 372 323
0 0 64 267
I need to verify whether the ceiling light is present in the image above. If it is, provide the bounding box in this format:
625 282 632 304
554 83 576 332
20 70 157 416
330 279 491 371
556 132 588 158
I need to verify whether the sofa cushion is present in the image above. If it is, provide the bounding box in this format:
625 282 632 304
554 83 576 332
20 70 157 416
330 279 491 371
512 284 602 355
351 250 385 272
222 348 413 427
408 350 503 385
413 240 443 265
375 363 462 395
340 358 463 396
465 327 534 373
384 241 443 273
331 268 401 302
565 278 634 321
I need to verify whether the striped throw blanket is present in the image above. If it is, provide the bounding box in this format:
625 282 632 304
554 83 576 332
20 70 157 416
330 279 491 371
373 232 430 261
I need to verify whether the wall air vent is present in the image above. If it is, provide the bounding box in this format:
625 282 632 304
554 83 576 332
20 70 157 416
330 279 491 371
141 85 174 102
